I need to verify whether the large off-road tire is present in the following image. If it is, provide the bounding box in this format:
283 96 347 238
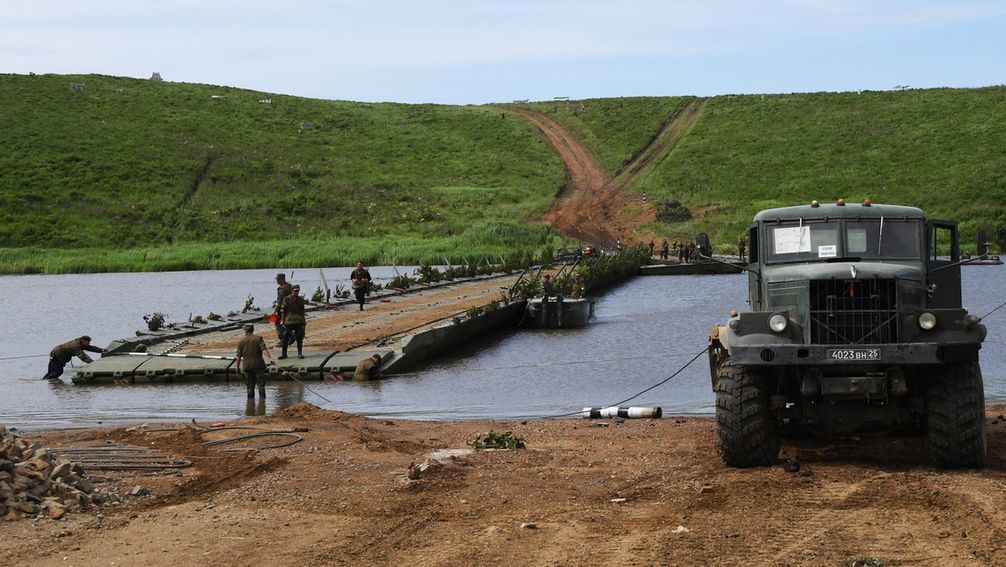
714 360 780 467
927 361 987 468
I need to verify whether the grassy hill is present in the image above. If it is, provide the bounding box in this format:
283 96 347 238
530 90 1006 252
0 74 566 272
3 74 1005 272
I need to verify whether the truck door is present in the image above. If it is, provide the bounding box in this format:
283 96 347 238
928 220 962 308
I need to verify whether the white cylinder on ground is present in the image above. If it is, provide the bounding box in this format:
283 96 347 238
581 406 662 419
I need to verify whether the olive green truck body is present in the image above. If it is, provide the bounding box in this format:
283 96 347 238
709 202 988 468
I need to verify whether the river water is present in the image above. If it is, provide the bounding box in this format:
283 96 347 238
2 265 1004 430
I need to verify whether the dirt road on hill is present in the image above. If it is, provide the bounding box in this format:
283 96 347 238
4 405 1006 566
510 100 706 248
183 275 524 355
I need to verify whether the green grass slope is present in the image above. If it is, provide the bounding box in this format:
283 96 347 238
628 89 1006 250
0 74 566 272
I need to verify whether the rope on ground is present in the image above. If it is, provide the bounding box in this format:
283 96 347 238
514 349 708 421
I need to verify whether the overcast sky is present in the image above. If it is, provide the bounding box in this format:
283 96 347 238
3 0 1005 104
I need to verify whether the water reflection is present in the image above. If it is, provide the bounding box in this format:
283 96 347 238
245 398 267 417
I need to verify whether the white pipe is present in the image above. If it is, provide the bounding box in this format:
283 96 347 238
581 406 662 419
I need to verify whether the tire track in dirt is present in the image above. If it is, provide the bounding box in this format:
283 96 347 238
508 100 706 247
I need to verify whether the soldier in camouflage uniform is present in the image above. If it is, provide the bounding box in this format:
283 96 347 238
353 354 384 381
280 285 307 359
235 324 275 399
274 273 294 346
351 262 372 311
43 336 105 380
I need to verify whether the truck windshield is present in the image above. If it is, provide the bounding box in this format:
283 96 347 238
845 219 921 259
765 218 921 263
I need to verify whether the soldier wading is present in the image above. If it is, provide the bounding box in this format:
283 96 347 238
43 336 106 380
235 324 275 399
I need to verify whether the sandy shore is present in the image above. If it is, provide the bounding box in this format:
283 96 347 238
3 404 1006 566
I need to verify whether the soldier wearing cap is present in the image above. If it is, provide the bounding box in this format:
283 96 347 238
280 284 307 359
43 335 106 380
274 273 294 346
353 354 383 381
235 324 275 399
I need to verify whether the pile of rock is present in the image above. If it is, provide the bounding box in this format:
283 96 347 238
1 425 121 521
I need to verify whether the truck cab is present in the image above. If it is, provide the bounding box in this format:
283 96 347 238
709 200 987 468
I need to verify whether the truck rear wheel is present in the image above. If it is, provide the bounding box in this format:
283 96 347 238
714 360 780 467
927 361 987 468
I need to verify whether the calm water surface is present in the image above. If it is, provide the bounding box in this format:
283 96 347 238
2 265 1004 430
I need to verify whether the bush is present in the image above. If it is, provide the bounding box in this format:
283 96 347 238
655 200 692 223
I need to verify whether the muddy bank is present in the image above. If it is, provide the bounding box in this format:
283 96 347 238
2 404 1006 566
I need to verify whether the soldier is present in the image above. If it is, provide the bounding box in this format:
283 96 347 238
273 273 294 346
542 273 557 297
351 261 372 311
570 276 585 299
738 236 747 262
660 239 670 260
648 240 655 257
280 285 306 359
235 324 275 399
43 336 105 380
676 241 684 262
353 354 384 381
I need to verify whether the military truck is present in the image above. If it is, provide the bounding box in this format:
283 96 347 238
708 200 988 468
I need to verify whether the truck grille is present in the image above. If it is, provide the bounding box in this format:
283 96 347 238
809 279 898 345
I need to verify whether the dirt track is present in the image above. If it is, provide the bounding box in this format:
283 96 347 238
4 404 1006 566
510 101 705 248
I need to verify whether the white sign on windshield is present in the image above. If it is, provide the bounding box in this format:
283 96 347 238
818 244 837 258
773 226 811 254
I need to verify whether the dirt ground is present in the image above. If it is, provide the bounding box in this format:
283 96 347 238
4 404 1006 566
510 104 705 249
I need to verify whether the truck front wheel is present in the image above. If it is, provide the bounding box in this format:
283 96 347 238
927 361 987 468
714 360 780 467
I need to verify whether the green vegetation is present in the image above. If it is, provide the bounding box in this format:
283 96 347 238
472 431 526 450
0 73 565 272
523 96 692 172
4 74 1006 272
631 89 1006 251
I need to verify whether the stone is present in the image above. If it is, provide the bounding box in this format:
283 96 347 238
783 458 800 473
4 508 18 522
698 484 714 494
74 477 95 493
130 485 150 497
520 522 538 529
15 501 37 514
49 507 65 520
50 462 73 480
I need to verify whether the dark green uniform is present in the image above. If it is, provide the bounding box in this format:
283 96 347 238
281 294 307 358
275 281 294 341
44 338 103 380
236 333 268 398
351 267 372 310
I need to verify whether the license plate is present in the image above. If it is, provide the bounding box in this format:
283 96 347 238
827 348 881 361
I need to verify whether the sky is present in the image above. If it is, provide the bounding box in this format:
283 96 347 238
2 0 1005 104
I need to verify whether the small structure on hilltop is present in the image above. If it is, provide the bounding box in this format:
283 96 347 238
150 72 163 81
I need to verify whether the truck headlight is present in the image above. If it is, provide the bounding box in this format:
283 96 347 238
768 313 789 333
918 312 937 330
